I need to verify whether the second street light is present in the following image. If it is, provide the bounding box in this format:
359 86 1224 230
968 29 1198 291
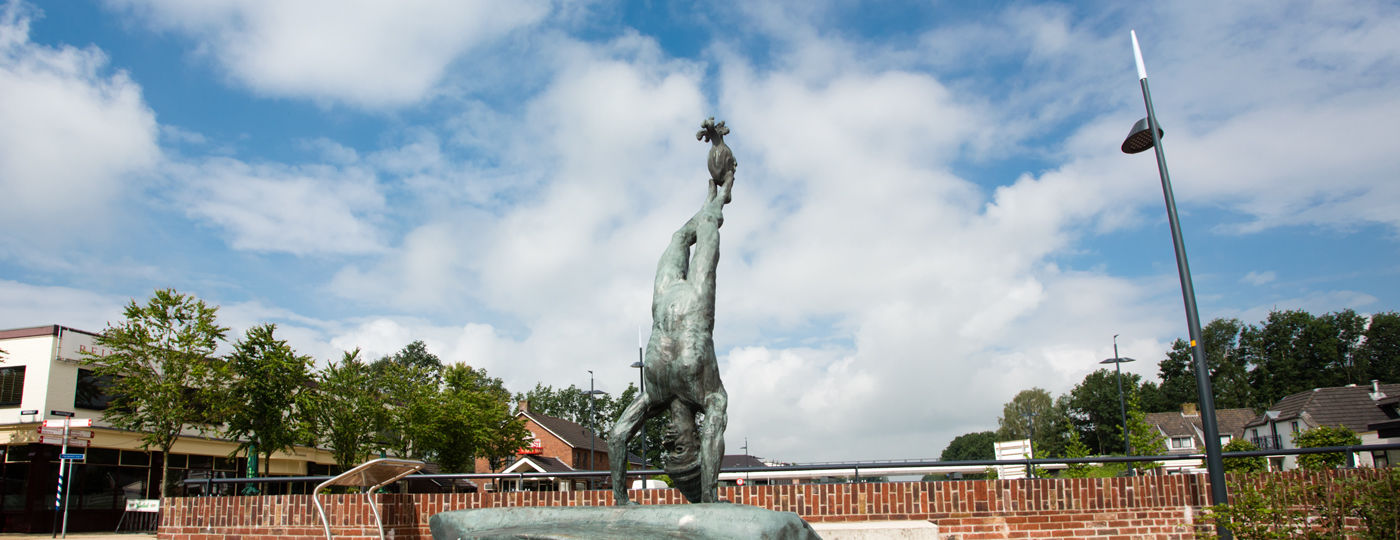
586 370 606 489
1100 334 1135 457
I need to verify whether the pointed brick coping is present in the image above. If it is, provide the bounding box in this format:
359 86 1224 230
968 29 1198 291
157 469 1385 540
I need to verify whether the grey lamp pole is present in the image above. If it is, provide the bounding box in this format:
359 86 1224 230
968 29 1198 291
1124 30 1229 529
586 371 606 489
1100 334 1136 457
630 359 646 469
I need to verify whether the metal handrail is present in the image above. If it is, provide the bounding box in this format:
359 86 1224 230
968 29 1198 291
183 442 1400 490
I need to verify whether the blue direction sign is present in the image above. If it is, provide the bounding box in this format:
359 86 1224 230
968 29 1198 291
59 453 85 460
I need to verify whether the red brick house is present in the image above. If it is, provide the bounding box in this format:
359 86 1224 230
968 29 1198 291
473 401 624 491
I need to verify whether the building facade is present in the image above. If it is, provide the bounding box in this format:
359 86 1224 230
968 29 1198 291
0 325 337 533
1242 381 1400 471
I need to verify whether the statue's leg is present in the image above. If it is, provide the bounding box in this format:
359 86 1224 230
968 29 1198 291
698 387 729 503
608 393 664 505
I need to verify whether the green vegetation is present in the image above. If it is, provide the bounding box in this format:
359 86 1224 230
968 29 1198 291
86 289 536 490
1221 439 1266 474
1196 469 1400 539
1294 425 1362 470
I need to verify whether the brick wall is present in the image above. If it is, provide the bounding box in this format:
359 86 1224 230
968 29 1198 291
157 470 1376 539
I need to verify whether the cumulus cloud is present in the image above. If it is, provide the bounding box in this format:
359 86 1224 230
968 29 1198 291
174 158 387 255
104 0 551 107
0 1 159 238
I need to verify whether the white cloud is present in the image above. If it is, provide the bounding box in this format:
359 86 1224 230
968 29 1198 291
176 158 387 255
0 280 129 332
1242 271 1276 286
105 0 551 107
0 1 159 238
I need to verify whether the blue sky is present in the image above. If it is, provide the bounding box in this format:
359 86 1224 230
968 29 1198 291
3 0 1398 462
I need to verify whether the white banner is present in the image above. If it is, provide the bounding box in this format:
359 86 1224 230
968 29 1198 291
125 499 160 512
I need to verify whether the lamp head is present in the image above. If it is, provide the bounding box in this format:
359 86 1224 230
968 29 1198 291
1100 356 1138 365
1121 117 1163 154
630 361 644 368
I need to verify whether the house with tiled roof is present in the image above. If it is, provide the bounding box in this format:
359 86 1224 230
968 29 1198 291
1144 403 1257 473
472 401 642 492
1242 381 1400 471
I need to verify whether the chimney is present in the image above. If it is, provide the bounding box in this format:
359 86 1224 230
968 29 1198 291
1371 380 1386 401
519 399 530 413
1181 402 1198 416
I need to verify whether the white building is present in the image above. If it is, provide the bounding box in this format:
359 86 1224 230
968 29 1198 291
1 324 337 533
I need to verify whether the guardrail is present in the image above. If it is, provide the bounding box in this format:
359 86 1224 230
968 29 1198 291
181 442 1400 494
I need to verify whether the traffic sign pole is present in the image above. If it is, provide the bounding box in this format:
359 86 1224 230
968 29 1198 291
51 417 67 538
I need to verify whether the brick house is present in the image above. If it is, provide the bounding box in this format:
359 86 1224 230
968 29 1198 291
1143 403 1256 473
472 401 624 491
1242 381 1400 470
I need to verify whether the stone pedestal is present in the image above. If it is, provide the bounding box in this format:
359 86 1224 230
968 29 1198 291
429 503 820 540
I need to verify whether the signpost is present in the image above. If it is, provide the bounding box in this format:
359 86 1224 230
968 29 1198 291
44 412 93 539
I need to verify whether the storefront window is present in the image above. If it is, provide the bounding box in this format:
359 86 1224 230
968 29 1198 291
0 366 24 407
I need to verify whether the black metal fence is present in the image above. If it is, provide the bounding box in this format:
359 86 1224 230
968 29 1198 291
180 442 1400 495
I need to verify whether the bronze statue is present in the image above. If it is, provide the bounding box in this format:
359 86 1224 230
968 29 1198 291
609 118 735 505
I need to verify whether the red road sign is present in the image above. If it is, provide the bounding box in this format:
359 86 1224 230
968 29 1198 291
40 436 90 448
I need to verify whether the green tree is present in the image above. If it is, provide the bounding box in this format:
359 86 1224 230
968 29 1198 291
1294 425 1362 470
221 324 313 479
1359 312 1400 384
309 350 385 471
940 431 998 461
1155 318 1253 410
1066 368 1145 455
1057 423 1094 478
86 289 228 498
430 364 529 473
516 383 618 434
376 361 442 459
1221 438 1266 473
1122 393 1166 472
1243 310 1367 407
995 388 1066 455
374 340 444 381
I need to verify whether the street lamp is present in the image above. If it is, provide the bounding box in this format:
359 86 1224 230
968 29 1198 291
1100 334 1136 457
1123 30 1229 520
630 359 647 470
586 370 606 489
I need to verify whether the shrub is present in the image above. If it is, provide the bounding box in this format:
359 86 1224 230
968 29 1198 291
1294 426 1362 470
1222 439 1267 473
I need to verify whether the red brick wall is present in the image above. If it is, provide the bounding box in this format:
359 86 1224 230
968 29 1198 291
156 470 1375 540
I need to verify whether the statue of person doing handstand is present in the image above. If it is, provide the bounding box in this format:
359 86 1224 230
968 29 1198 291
609 118 735 505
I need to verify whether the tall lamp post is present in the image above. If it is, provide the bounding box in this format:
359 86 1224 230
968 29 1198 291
586 370 606 489
1100 334 1136 457
630 360 647 468
1124 30 1229 523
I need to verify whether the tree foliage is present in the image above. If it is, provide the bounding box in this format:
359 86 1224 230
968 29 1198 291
1122 394 1166 472
1065 368 1146 455
1294 425 1362 470
939 431 998 462
1221 438 1266 473
221 324 312 478
1154 318 1254 411
308 350 384 471
995 388 1067 456
87 289 228 498
430 364 528 473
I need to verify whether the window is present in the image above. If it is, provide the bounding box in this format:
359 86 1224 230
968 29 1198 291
1171 437 1194 449
1220 435 1232 445
1252 428 1259 438
1291 421 1300 434
0 366 25 407
75 368 118 410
